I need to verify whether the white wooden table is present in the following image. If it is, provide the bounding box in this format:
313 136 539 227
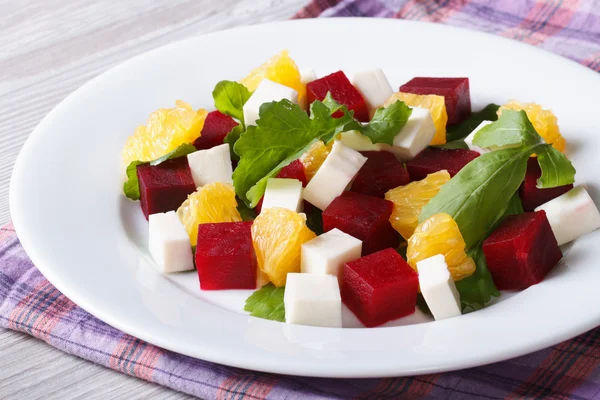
0 1 306 398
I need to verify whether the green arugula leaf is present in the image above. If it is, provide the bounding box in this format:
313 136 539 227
237 196 256 221
473 110 541 149
416 293 432 316
224 124 245 161
123 161 144 200
446 104 500 142
305 206 324 235
212 80 252 124
420 147 533 248
536 145 576 188
361 100 412 146
457 193 522 311
244 283 285 322
123 143 197 200
233 99 356 207
457 245 499 313
148 143 197 166
434 140 469 150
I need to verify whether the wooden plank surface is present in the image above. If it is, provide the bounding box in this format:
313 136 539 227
0 1 306 398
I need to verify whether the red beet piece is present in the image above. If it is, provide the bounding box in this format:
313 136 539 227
520 158 573 211
137 157 196 220
351 151 410 198
342 248 418 327
482 211 562 291
196 222 257 290
323 191 398 255
255 160 309 214
406 147 479 181
307 71 369 122
193 110 238 150
400 77 471 124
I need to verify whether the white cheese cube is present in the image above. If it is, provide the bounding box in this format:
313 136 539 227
391 107 436 161
148 211 194 273
300 68 317 84
284 273 342 327
301 228 362 278
350 69 394 118
535 186 600 246
187 144 233 187
464 121 493 154
417 254 461 321
302 141 367 210
261 178 303 213
243 79 299 126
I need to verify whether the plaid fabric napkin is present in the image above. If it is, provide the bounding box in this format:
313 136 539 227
3 1 600 398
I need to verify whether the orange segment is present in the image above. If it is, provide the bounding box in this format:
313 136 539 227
122 100 207 166
299 140 333 181
385 92 448 145
177 182 242 245
407 213 476 281
385 170 451 240
499 101 566 152
239 50 306 108
251 207 316 287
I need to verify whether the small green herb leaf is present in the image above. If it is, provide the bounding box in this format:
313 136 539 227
536 145 576 188
361 100 412 146
434 140 469 150
446 104 500 142
244 283 285 322
123 161 144 200
148 143 197 166
212 80 252 124
123 143 197 200
473 110 540 149
457 245 500 313
224 124 245 161
237 196 256 221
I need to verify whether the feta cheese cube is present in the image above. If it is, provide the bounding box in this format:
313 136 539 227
301 228 362 278
302 141 367 210
261 178 303 213
417 254 461 321
535 186 600 245
350 69 394 118
391 107 436 161
284 273 342 327
243 79 299 126
187 144 233 187
464 120 493 154
300 68 317 85
148 211 194 273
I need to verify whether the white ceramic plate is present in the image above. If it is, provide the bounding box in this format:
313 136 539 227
10 18 600 378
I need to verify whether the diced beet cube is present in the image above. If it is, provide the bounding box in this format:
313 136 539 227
351 151 410 198
400 77 471 124
196 222 257 290
482 211 562 291
323 192 398 255
406 147 479 181
342 248 418 327
193 110 238 150
255 160 309 214
307 71 369 122
276 159 308 187
137 157 196 220
520 158 574 211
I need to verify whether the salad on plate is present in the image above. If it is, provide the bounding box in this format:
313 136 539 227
120 51 600 328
